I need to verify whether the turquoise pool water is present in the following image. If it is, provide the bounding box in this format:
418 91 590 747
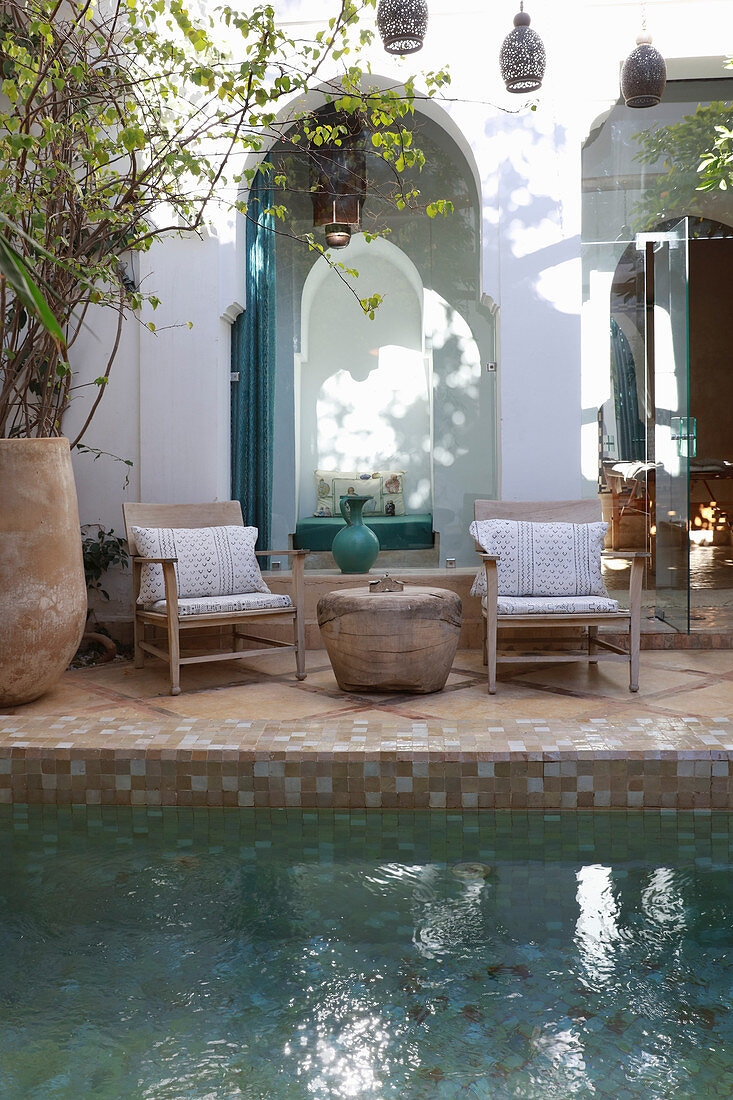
2 808 733 1098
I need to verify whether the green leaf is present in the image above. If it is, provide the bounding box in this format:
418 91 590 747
0 237 65 346
120 126 146 153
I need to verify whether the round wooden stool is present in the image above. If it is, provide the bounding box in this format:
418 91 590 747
317 586 462 694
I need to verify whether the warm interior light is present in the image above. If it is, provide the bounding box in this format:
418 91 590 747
689 501 727 546
604 558 628 571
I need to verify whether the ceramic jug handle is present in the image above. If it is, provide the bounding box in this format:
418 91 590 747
339 497 352 525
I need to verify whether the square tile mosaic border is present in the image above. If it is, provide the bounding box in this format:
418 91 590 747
2 714 733 809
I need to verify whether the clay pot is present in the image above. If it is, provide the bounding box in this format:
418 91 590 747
0 438 87 706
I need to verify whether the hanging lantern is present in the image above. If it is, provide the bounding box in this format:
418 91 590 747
620 29 666 108
323 203 353 250
500 2 546 94
377 0 428 55
310 109 366 250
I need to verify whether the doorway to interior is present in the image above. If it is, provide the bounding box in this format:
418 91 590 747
605 217 733 633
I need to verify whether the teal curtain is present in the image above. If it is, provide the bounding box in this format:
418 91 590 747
610 319 645 461
231 166 276 549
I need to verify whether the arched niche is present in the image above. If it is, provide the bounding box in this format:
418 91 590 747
297 236 430 518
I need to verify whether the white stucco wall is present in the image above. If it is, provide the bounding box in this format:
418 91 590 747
66 232 232 615
63 0 733 617
68 231 230 530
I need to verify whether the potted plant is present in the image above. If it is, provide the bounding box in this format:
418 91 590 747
0 0 450 704
0 210 88 705
78 526 130 665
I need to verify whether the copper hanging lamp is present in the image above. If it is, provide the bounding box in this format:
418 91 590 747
323 202 352 250
309 109 366 251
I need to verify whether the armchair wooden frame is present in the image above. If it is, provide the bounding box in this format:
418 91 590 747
123 502 309 696
474 500 648 695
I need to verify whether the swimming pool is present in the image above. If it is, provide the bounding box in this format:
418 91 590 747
2 808 733 1098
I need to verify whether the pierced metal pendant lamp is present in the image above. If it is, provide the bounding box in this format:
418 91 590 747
620 28 667 108
377 0 428 55
500 2 546 94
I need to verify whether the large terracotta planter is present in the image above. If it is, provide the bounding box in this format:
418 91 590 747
0 438 87 706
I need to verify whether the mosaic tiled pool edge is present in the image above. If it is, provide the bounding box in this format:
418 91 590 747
3 714 733 809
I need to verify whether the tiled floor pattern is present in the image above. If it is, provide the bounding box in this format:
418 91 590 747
6 648 733 724
2 650 733 809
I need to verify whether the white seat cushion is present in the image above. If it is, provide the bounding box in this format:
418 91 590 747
131 525 270 605
482 595 620 615
470 518 609 599
146 593 293 616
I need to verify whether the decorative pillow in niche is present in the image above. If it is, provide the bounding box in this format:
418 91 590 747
131 525 270 606
314 470 406 517
469 519 609 599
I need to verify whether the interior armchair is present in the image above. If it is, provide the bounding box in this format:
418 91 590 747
123 502 308 695
472 500 648 695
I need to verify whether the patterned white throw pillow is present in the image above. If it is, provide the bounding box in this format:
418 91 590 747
131 525 270 606
470 519 609 599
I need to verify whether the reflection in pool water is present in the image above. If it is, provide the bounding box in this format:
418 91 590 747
1 809 733 1098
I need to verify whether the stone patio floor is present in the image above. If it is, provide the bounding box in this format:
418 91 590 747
4 647 733 734
3 649 733 808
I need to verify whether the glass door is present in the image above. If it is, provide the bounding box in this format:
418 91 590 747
645 219 692 632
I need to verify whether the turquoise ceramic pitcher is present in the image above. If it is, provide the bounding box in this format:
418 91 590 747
331 494 380 574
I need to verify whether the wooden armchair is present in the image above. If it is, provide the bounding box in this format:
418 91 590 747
474 500 648 695
122 501 308 695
